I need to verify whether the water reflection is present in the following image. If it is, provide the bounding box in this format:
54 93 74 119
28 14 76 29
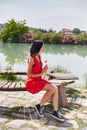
0 43 87 86
0 43 31 65
45 44 87 57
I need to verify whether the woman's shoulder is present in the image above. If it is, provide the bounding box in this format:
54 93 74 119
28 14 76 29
27 56 34 64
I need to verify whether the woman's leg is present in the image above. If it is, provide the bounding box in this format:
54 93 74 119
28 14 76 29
40 84 58 111
35 84 65 121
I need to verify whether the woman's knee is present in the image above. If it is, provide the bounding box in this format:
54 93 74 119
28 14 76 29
43 84 58 93
50 85 58 93
54 86 58 93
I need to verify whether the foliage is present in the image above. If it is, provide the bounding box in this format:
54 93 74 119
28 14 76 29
0 74 24 81
48 28 56 33
1 19 87 45
32 28 43 34
76 33 87 45
52 33 62 44
0 65 24 81
84 73 87 89
66 87 80 97
1 19 29 43
0 65 18 81
72 28 81 34
53 65 70 73
0 74 18 81
61 35 78 45
19 33 32 43
41 33 52 44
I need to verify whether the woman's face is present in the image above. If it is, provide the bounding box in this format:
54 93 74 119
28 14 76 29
40 44 45 52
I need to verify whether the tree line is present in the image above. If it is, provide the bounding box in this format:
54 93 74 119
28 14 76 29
0 18 87 45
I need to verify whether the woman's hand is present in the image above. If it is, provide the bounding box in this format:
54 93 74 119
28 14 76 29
41 65 48 75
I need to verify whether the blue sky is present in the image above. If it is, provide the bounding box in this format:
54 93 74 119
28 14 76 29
0 0 87 31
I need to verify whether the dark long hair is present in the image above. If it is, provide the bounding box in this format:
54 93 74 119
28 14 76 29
30 40 44 56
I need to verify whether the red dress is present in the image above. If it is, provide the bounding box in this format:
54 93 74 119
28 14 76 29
26 55 51 94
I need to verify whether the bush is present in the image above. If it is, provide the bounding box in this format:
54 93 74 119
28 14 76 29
1 19 29 43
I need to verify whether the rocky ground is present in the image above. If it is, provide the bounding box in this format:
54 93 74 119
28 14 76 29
0 86 87 130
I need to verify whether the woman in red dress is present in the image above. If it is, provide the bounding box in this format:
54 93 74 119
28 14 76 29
26 40 64 122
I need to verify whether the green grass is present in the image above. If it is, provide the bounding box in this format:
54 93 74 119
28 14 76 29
0 65 25 81
84 73 87 89
0 74 18 81
66 87 81 97
53 65 70 73
0 74 25 82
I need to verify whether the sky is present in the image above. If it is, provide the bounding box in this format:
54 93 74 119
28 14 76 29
0 0 87 32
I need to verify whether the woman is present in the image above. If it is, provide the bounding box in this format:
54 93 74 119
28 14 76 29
26 40 64 122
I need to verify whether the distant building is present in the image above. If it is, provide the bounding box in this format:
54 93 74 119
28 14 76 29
61 28 72 34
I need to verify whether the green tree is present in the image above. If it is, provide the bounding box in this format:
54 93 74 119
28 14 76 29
72 28 81 34
41 33 52 44
76 33 87 45
52 33 62 44
1 19 29 43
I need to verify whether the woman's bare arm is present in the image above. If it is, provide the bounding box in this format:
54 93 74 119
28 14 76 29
27 56 47 78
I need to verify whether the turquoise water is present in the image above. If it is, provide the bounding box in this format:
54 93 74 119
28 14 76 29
0 43 87 86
